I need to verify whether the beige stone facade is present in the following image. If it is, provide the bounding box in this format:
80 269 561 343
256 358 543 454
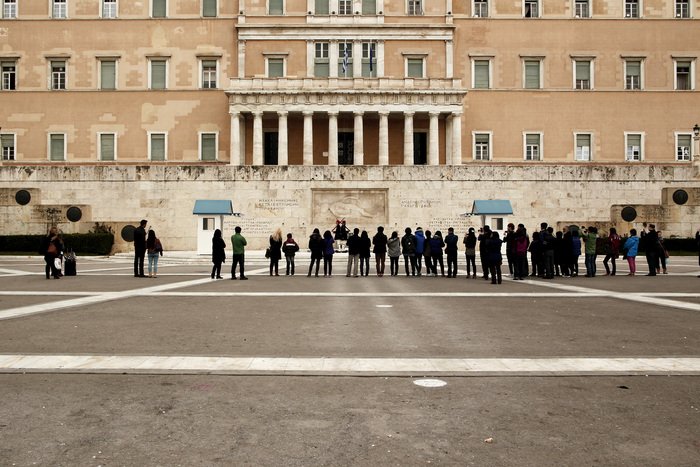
1 1 699 248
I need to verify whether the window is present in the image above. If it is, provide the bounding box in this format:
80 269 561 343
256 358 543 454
339 0 352 15
625 60 642 90
362 0 377 15
98 133 116 161
406 57 424 78
472 59 490 89
203 218 215 230
201 60 217 88
102 0 117 18
524 133 542 160
203 0 217 17
575 60 592 89
149 59 167 89
49 134 66 161
675 60 693 90
152 0 166 18
149 133 167 161
314 42 329 77
361 41 376 78
267 57 284 78
51 60 66 90
315 0 329 15
3 0 17 18
575 134 592 161
625 133 643 161
524 60 541 89
1 61 16 90
408 0 423 15
339 42 353 77
52 0 67 18
473 0 488 17
575 0 589 18
200 133 218 161
676 133 692 161
524 0 539 17
624 0 639 18
100 60 116 90
473 133 491 161
269 0 283 15
1 134 15 161
676 0 690 18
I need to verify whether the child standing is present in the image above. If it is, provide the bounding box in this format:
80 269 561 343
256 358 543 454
282 233 299 275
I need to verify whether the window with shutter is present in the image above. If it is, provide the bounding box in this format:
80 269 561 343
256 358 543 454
269 0 283 15
676 134 691 161
152 0 166 18
150 133 166 161
99 134 115 161
575 134 591 161
1 134 15 161
525 134 541 160
315 0 329 14
625 60 641 89
407 58 423 78
575 60 591 89
626 134 642 161
524 60 540 89
362 0 376 15
100 60 116 90
201 133 217 161
203 0 217 17
150 60 166 89
50 134 65 161
473 60 489 89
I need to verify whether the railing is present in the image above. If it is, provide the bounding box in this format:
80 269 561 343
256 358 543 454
228 77 463 91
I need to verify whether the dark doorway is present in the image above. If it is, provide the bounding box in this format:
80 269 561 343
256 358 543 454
264 132 278 165
413 132 427 165
338 132 354 165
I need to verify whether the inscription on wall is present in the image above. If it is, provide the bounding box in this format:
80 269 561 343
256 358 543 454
427 217 472 234
400 199 437 209
223 218 275 237
255 198 300 210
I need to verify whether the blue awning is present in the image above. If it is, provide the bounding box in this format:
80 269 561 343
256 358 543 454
472 200 513 215
192 200 233 215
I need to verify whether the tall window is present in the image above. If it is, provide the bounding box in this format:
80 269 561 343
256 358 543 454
625 60 641 89
524 60 541 89
1 134 15 161
473 133 491 161
149 59 167 89
152 0 166 18
51 60 66 90
200 133 217 161
201 60 217 88
315 0 329 14
676 0 690 18
524 134 542 160
675 60 692 90
3 0 17 18
473 0 488 17
575 134 592 161
269 0 283 15
406 57 424 78
472 59 490 89
339 0 352 15
203 0 217 17
339 42 353 77
361 41 376 78
314 42 329 77
1 61 16 90
676 134 692 161
524 0 539 17
102 0 117 18
98 133 116 161
52 0 67 18
575 60 591 89
408 0 423 15
100 60 116 90
575 0 589 18
49 134 66 161
362 0 377 15
624 0 639 18
267 57 284 78
625 133 643 161
149 133 167 161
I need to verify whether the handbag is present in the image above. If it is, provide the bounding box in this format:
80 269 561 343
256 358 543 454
265 247 270 258
47 243 58 255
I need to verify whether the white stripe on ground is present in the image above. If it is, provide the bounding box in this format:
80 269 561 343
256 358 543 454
0 355 697 376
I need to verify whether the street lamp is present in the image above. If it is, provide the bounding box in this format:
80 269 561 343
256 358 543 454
694 123 700 163
694 123 700 138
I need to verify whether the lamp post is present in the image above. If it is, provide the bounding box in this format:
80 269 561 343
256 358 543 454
694 123 700 163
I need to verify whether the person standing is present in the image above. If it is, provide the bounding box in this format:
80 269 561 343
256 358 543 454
414 227 426 276
133 219 147 278
387 231 401 276
40 226 63 279
401 227 417 276
146 229 163 278
372 226 388 277
696 227 700 278
269 228 283 276
622 228 640 276
429 230 445 277
582 226 598 277
308 228 323 277
504 223 517 276
513 224 529 280
444 227 459 278
657 230 669 274
423 230 433 276
478 226 492 280
487 231 503 284
640 224 660 276
541 226 556 279
463 228 477 279
571 229 582 277
282 233 299 275
603 227 621 276
346 228 361 277
528 232 543 277
332 219 350 252
359 230 371 277
230 226 248 280
323 230 335 277
211 229 226 279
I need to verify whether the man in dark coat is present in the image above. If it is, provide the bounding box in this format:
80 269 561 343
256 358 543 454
133 219 147 277
444 227 459 278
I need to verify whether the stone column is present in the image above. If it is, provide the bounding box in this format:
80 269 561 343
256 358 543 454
445 40 454 79
403 111 414 166
303 111 314 165
229 111 241 165
278 111 288 166
428 111 439 166
252 111 263 165
328 111 339 166
330 41 339 78
377 40 385 77
445 114 453 166
237 40 246 78
353 111 364 166
378 111 389 165
452 111 463 166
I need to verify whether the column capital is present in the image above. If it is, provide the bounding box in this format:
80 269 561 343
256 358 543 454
452 111 463 117
277 110 289 117
252 110 263 117
378 110 390 117
328 110 339 117
404 111 415 117
303 110 314 117
353 110 365 116
229 110 240 117
428 111 441 117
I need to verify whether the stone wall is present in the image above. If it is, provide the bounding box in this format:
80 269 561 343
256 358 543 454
1 164 698 252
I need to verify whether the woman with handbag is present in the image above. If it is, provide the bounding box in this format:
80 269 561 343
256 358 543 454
41 226 63 279
269 228 283 276
146 229 164 278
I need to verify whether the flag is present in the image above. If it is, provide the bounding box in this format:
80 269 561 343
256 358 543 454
342 44 349 77
369 42 374 73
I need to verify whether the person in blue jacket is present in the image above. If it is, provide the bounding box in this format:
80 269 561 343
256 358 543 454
622 228 640 276
414 227 426 276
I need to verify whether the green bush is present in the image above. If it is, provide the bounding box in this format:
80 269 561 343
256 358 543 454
0 233 114 255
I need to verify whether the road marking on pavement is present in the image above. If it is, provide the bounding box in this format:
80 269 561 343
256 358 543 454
0 355 698 376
